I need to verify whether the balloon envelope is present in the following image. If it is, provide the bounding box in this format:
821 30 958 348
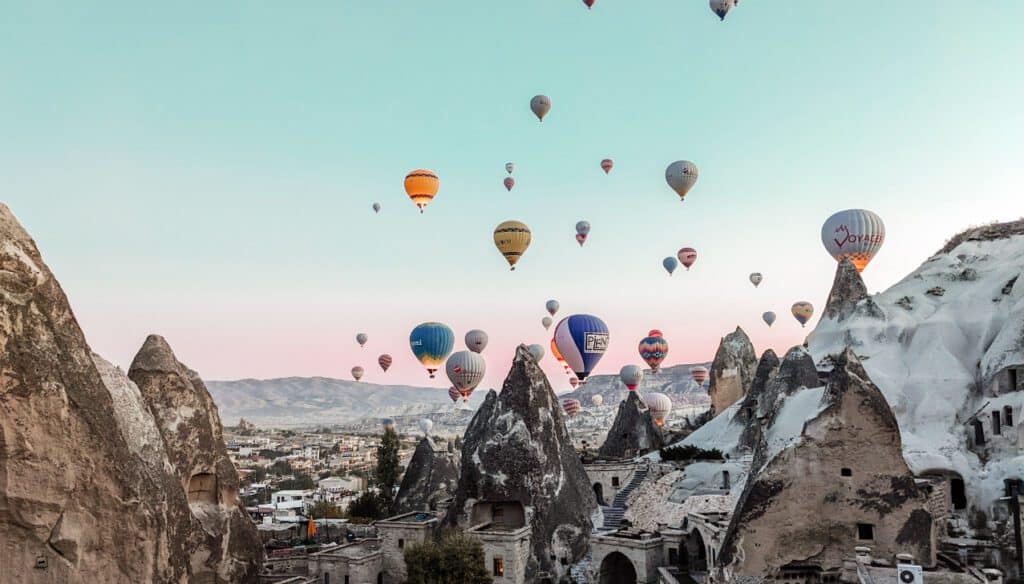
465 329 489 353
527 343 545 362
562 398 582 417
691 366 709 386
542 316 553 330
504 177 515 191
351 366 364 381
372 202 381 213
677 247 697 269
418 418 433 435
583 0 595 8
644 392 672 426
663 257 678 275
665 161 699 200
356 333 368 347
530 95 551 121
762 311 777 327
750 272 763 287
546 300 560 316
493 220 532 270
591 394 604 407
505 162 514 174
638 330 669 373
553 314 609 381
710 0 734 20
576 221 591 236
410 322 455 378
821 209 885 273
600 159 613 174
620 364 644 390
569 377 579 389
404 169 439 213
446 350 486 397
448 386 461 403
378 354 393 372
792 302 815 327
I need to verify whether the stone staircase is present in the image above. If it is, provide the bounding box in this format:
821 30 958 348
600 468 648 530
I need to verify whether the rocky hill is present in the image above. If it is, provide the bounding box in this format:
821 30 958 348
562 361 712 409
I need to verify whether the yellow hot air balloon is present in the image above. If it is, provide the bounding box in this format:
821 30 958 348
404 169 439 213
493 220 532 270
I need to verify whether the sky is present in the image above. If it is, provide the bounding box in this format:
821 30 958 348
1 1 1022 390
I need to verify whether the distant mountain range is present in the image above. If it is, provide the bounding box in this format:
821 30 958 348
562 362 712 410
206 377 487 428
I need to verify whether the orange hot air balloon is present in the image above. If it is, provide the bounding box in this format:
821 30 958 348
600 159 613 174
504 177 515 191
404 169 439 213
551 338 571 373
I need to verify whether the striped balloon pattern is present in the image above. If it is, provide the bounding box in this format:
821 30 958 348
690 365 709 386
550 338 571 374
677 247 697 269
493 220 532 270
448 386 462 403
378 354 393 372
446 350 486 399
410 322 455 378
638 330 669 373
562 398 582 417
644 392 672 426
821 209 885 273
553 314 609 382
404 169 439 213
791 301 815 327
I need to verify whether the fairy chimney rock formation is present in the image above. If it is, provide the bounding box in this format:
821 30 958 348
707 326 758 416
825 257 883 321
446 345 597 581
597 391 665 458
129 334 262 583
392 436 460 515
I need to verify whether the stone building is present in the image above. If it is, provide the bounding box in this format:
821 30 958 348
466 518 532 583
375 511 440 584
306 540 383 584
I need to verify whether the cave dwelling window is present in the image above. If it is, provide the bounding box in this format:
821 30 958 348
856 523 874 540
493 556 504 577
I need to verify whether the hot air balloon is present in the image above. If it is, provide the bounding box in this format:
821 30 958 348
638 330 669 373
620 365 644 390
582 0 595 8
792 302 814 327
504 177 515 192
546 300 560 316
562 398 582 417
750 272 763 287
404 169 439 213
644 392 672 426
448 386 461 403
465 329 489 353
551 338 571 373
762 311 777 327
505 162 514 174
356 333 368 347
446 350 486 400
600 159 613 174
378 354 393 372
665 161 699 201
527 343 545 362
493 220 532 270
553 314 609 382
710 0 734 20
663 257 679 276
591 394 604 407
690 366 709 386
410 322 455 378
351 366 364 382
542 316 553 330
569 377 579 389
821 209 885 273
372 202 381 214
530 95 551 121
677 247 697 270
382 418 396 431
576 221 591 247
418 418 433 436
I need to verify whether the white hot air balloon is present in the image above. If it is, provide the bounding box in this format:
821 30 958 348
542 316 553 330
762 311 777 327
351 366 364 382
591 394 604 407
446 350 486 399
418 418 434 436
665 160 699 201
749 272 763 287
546 300 560 317
710 0 734 20
644 392 673 426
527 343 545 362
465 329 489 353
530 95 552 121
821 209 886 273
619 365 644 391
505 162 514 174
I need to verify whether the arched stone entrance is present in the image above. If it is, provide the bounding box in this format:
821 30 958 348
681 529 707 572
599 551 637 584
593 482 606 506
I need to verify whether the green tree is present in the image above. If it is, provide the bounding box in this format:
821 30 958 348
404 532 492 584
277 474 315 490
346 491 387 521
376 427 401 509
269 459 294 476
309 500 345 519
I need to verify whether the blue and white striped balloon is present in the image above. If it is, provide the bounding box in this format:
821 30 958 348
553 314 609 382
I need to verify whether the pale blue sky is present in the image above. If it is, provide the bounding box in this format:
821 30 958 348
2 1 1021 386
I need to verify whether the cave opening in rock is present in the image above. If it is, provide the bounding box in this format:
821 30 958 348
187 472 219 504
599 551 636 584
593 482 606 506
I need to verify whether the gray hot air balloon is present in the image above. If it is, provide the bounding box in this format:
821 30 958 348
527 343 545 362
619 364 644 390
418 418 433 436
546 300 560 317
710 0 734 20
351 366 364 382
445 350 486 395
530 95 551 122
665 160 699 201
465 329 489 353
356 333 368 347
542 316 553 330
762 311 777 327
750 272 763 287
372 202 381 213
663 256 679 276
505 162 514 174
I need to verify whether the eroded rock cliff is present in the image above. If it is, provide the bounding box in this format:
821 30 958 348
596 391 664 459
